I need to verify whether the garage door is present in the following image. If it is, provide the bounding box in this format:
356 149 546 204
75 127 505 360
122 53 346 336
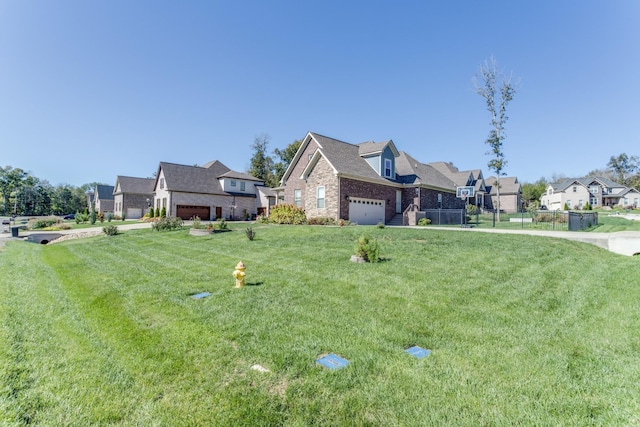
126 208 142 219
176 205 210 220
348 197 385 225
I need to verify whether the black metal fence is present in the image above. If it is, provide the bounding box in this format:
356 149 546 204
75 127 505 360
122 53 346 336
423 209 466 226
477 210 598 231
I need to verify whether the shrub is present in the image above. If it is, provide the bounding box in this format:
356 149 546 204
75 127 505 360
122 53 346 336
256 214 269 224
191 215 203 229
217 218 228 230
354 234 380 263
98 212 105 223
27 217 61 230
466 204 478 215
245 227 256 241
75 212 89 224
151 216 184 231
307 217 336 225
107 213 114 222
122 213 126 221
564 203 569 210
161 207 166 218
90 211 97 225
155 207 160 218
417 218 431 226
149 208 155 218
103 225 118 236
376 222 385 229
269 204 307 225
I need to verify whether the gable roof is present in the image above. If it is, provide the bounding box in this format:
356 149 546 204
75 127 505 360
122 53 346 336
428 162 475 188
357 140 400 157
395 152 457 191
552 176 623 192
114 176 155 195
96 185 115 201
295 132 397 185
485 176 521 195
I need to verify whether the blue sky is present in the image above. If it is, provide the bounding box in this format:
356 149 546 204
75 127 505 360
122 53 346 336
1 1 639 187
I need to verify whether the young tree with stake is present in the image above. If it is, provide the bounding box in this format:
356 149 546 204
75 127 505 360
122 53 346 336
474 57 518 221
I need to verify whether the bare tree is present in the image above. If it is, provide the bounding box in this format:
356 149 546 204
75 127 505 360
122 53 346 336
474 57 518 220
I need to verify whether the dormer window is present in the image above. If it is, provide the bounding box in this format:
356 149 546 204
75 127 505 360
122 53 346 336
384 158 392 178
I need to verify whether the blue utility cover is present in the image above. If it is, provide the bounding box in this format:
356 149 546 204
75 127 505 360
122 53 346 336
406 346 431 358
192 292 211 299
316 353 349 370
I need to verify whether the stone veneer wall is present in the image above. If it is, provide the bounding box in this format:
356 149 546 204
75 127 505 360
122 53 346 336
339 178 397 222
304 157 339 219
282 139 320 207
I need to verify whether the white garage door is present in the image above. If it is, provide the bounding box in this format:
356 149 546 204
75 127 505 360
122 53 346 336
126 208 143 219
348 197 385 225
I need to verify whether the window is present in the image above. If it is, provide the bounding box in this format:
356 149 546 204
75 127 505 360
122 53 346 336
566 200 571 209
160 178 165 189
634 198 638 207
589 185 599 194
231 180 236 187
384 158 392 177
573 186 577 192
240 181 246 191
294 189 302 206
162 198 167 208
317 186 325 208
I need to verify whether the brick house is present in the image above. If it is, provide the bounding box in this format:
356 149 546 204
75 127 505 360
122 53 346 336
93 184 115 215
113 176 155 219
153 160 265 220
484 176 522 213
277 132 466 224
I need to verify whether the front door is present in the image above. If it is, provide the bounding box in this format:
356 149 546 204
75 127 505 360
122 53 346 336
215 206 222 219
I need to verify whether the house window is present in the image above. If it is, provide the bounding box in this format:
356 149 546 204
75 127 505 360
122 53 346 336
624 198 629 206
566 200 571 209
294 189 302 206
589 185 598 194
384 158 392 177
573 186 577 192
634 198 638 207
590 197 598 206
160 178 165 189
317 186 325 208
231 180 236 187
240 181 246 191
162 198 167 208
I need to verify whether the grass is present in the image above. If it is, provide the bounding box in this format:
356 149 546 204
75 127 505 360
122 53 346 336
1 224 640 425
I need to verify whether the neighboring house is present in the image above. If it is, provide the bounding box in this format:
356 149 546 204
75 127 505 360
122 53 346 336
277 132 464 225
113 176 155 219
484 176 522 213
429 162 488 209
94 185 115 215
153 160 265 220
541 177 640 210
256 185 276 217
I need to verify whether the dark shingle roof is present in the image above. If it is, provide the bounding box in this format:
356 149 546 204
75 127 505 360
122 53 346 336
114 176 155 195
485 176 521 195
309 133 392 184
159 161 230 194
395 152 457 190
96 185 115 201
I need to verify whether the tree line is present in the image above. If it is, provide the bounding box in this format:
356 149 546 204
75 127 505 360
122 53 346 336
0 166 100 217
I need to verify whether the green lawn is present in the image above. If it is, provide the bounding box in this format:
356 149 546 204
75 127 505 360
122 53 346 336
1 225 639 425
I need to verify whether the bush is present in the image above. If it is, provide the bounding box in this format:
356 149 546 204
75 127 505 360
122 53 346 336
75 212 89 224
155 207 160 218
417 218 431 226
307 217 336 225
191 215 203 229
269 204 307 225
245 227 256 241
354 234 380 263
27 217 62 230
90 211 97 225
161 207 167 218
466 204 478 216
98 212 105 223
256 214 269 224
151 216 184 231
103 225 119 236
376 222 385 229
149 208 155 218
217 218 228 230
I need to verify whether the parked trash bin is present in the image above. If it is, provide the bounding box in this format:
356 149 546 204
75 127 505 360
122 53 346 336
11 226 19 237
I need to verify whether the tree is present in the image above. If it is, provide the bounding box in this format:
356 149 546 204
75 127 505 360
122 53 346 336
248 133 277 187
273 139 302 185
474 57 518 220
521 178 547 208
0 166 28 215
607 153 639 186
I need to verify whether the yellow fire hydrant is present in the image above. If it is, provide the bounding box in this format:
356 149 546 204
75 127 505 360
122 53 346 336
233 261 246 288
